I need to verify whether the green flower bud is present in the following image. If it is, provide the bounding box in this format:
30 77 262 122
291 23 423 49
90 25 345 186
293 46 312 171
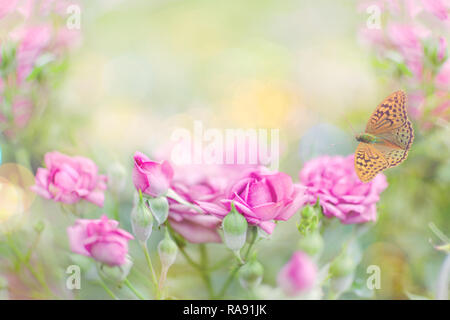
330 252 355 277
158 230 178 269
238 255 264 290
297 198 322 236
301 206 315 219
298 231 323 256
97 255 133 284
222 202 248 252
131 192 154 243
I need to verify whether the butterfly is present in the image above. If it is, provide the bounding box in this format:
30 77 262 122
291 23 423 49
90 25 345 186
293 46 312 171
354 90 414 183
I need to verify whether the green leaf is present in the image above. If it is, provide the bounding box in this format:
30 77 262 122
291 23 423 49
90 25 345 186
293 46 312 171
147 196 169 226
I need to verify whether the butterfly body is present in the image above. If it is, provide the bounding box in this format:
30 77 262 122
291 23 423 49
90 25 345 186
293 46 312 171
354 90 414 183
356 133 378 144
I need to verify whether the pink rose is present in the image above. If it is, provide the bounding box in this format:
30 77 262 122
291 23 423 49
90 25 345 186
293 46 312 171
15 25 52 84
0 97 32 129
300 155 388 224
438 37 447 61
67 215 133 266
388 24 427 80
422 0 449 20
277 251 317 296
0 0 18 19
436 60 450 89
198 167 307 234
169 165 243 243
132 151 174 197
31 151 107 206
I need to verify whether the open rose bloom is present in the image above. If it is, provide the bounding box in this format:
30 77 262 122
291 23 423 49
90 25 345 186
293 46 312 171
31 151 107 207
198 167 307 234
67 215 133 266
300 155 388 224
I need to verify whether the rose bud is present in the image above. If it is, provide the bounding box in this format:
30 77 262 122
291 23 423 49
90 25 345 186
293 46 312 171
277 251 317 296
158 230 178 270
239 254 264 290
131 191 154 243
222 202 248 252
132 151 173 197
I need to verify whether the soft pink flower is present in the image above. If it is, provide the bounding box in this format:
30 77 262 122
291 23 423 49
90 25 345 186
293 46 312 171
277 251 317 296
168 164 247 243
67 215 133 266
133 151 174 197
198 167 307 234
388 24 426 79
406 0 424 18
300 155 388 224
31 151 107 206
0 0 19 19
421 0 449 20
438 37 447 61
15 26 52 84
408 91 426 119
436 60 450 89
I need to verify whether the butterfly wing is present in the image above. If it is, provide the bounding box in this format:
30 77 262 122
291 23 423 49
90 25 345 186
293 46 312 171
354 142 389 182
374 118 414 168
365 91 407 134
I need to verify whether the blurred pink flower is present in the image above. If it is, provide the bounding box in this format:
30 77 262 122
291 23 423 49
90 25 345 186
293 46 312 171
438 37 447 61
32 151 107 206
436 60 450 89
388 24 427 79
0 0 19 19
408 91 426 119
67 215 133 266
133 151 174 197
15 25 52 84
300 155 388 224
277 251 317 296
169 169 225 243
54 28 82 53
421 0 449 20
198 167 307 234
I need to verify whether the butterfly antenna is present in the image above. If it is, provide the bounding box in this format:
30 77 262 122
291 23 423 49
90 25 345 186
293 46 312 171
344 116 357 136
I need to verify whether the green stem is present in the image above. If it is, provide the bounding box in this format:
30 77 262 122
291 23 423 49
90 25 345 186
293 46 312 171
178 244 215 298
98 279 117 300
124 279 145 300
141 242 160 299
6 234 56 298
199 244 214 299
112 197 120 221
217 232 259 298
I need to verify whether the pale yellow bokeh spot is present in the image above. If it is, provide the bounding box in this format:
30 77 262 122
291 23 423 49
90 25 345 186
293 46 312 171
223 79 299 128
0 177 23 223
0 163 36 212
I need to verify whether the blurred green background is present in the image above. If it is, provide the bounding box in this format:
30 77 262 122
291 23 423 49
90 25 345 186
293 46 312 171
0 0 448 299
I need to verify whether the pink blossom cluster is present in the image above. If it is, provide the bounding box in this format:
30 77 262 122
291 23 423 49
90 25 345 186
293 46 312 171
358 0 450 128
300 155 388 224
30 149 389 268
0 0 81 137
